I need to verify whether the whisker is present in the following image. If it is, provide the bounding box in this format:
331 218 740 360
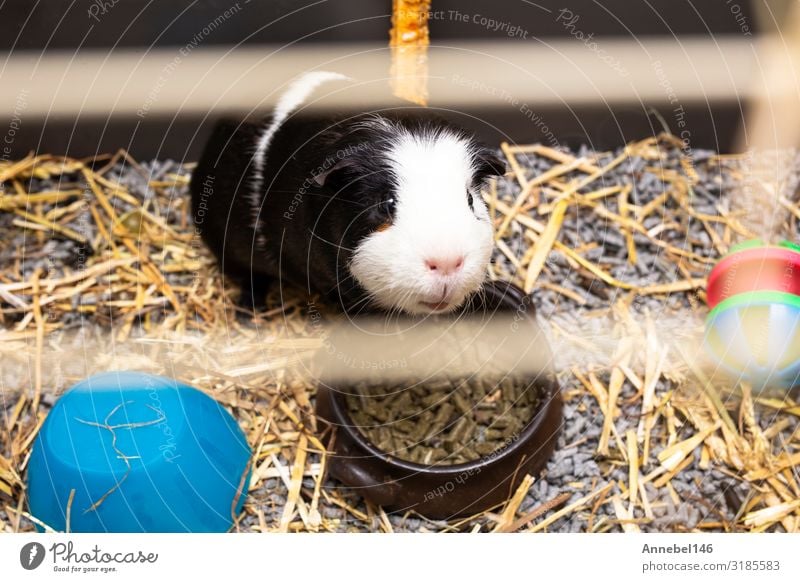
309 229 354 252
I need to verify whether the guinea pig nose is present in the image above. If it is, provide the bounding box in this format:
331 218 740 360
425 255 464 276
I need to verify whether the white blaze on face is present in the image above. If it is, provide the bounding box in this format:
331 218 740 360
349 129 494 315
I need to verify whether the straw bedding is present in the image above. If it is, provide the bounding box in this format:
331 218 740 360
1 134 800 532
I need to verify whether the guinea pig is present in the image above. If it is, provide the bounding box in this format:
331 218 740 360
191 71 505 315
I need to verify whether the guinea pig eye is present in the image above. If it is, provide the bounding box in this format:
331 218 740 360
370 197 395 233
382 196 396 215
466 189 475 212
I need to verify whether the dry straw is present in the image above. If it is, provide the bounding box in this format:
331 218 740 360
1 135 799 532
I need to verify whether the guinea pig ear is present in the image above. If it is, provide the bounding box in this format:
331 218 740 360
474 149 506 180
313 157 356 188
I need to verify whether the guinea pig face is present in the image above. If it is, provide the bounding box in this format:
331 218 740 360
348 131 504 315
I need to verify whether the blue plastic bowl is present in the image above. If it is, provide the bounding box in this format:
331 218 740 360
28 372 251 532
705 291 800 390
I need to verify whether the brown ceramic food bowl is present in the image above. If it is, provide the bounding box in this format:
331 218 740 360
314 281 563 519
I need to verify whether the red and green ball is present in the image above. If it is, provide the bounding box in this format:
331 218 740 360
704 240 800 389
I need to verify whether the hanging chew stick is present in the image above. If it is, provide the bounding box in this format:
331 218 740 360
389 0 431 106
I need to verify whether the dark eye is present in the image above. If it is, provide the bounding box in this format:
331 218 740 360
369 197 395 234
466 189 474 212
376 196 396 225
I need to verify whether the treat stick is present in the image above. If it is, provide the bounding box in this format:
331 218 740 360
389 0 431 106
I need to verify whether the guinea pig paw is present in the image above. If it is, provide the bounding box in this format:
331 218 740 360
232 276 272 319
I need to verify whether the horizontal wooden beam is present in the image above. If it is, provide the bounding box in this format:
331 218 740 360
0 37 758 118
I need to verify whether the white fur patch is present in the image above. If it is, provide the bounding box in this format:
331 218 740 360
349 125 494 315
249 71 348 234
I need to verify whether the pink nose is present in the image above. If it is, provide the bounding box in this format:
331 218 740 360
425 255 464 276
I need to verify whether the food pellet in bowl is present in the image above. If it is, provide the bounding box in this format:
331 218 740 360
344 373 542 465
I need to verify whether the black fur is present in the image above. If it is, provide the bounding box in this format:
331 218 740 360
190 110 505 312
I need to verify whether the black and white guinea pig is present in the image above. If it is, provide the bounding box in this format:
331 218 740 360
190 71 505 315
